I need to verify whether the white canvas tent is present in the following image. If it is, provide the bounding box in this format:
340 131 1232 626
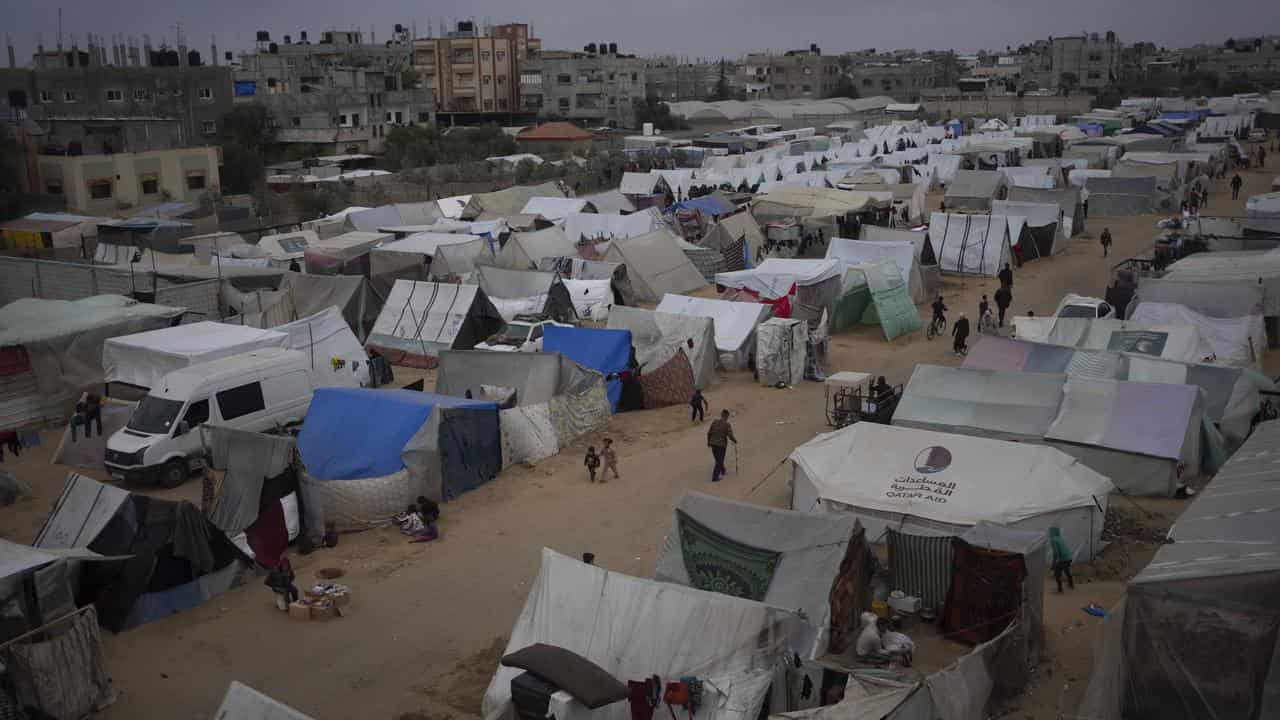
991 200 1064 255
496 226 578 270
788 422 1112 560
657 294 773 369
1013 313 1218 365
607 306 717 388
1008 186 1084 237
943 170 1009 212
102 322 288 390
520 197 595 222
602 229 707 302
1126 302 1265 368
482 548 795 720
756 318 807 386
563 210 662 244
892 364 1064 441
655 492 865 659
715 258 844 300
825 237 925 303
271 307 371 387
365 281 505 362
926 212 1013 276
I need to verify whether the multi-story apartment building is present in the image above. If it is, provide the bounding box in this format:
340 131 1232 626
520 48 647 128
736 47 841 100
1037 32 1121 90
842 50 941 101
1185 36 1280 85
644 58 737 101
412 22 540 115
234 28 432 154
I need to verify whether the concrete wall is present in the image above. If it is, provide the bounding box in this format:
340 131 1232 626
0 255 220 317
38 146 221 214
920 93 1092 120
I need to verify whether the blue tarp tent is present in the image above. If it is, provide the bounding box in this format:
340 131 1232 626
542 326 632 412
297 388 501 508
669 195 736 218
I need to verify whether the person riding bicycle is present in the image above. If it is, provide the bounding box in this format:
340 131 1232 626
931 296 947 328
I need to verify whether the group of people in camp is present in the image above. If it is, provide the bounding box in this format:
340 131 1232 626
583 390 738 486
931 263 1016 357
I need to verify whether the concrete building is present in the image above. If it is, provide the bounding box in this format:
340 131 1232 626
736 47 841 100
644 58 737 102
1038 33 1122 90
38 146 221 214
233 28 431 154
1185 36 1280 85
843 52 941 101
413 22 540 117
520 49 647 128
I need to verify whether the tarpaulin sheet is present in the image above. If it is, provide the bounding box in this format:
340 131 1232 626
542 326 632 412
863 261 924 340
102 322 288 389
296 388 491 480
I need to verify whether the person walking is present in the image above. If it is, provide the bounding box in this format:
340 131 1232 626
584 446 601 484
998 262 1013 289
1050 527 1075 593
598 438 620 483
978 294 990 321
951 312 970 356
1231 173 1243 200
1259 145 1267 169
707 410 737 483
1100 227 1113 258
690 388 708 423
994 285 1013 328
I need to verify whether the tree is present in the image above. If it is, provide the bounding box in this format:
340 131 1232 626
381 124 517 171
217 104 277 194
824 75 860 100
1058 72 1079 96
632 97 688 131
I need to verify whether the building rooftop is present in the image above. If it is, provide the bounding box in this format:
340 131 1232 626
516 122 594 142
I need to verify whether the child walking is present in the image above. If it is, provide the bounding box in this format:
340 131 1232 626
599 438 620 483
584 445 601 483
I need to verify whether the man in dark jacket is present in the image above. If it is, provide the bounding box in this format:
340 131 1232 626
707 410 737 482
998 263 1013 289
951 313 970 355
1100 228 1112 257
1231 173 1243 200
994 285 1013 327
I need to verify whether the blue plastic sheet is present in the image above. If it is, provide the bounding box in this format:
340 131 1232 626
668 195 735 217
296 388 495 480
542 326 631 412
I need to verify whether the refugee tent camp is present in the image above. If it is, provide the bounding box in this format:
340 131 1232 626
657 294 773 369
700 212 767 271
578 189 637 215
464 181 566 219
892 364 1065 441
368 232 483 296
1012 314 1220 366
542 326 633 412
0 296 185 430
1080 419 1280 720
860 225 941 295
1008 186 1085 237
296 388 501 527
222 271 382 342
788 422 1112 559
1129 276 1267 321
654 492 868 659
1243 192 1280 235
943 170 1009 212
1001 165 1055 190
365 280 505 366
520 197 596 222
102 322 288 390
991 200 1064 256
607 306 717 389
433 236 498 280
563 210 663 244
270 307 371 387
1083 176 1160 215
1126 302 1265 368
602 229 707 302
926 213 1014 276
34 472 248 631
826 237 926 303
496 226 578 270
253 229 317 268
302 231 390 275
475 264 578 323
716 258 846 325
435 350 610 465
482 548 797 720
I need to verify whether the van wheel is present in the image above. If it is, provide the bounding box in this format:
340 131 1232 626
158 460 188 489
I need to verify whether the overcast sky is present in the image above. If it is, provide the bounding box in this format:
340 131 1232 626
8 0 1280 64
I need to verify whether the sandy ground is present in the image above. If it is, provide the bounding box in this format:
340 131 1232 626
2 152 1278 720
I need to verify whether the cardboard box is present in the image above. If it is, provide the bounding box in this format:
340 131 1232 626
288 602 312 620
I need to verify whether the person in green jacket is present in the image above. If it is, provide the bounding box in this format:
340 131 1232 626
1050 527 1075 593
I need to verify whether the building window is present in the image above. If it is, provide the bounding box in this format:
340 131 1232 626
862 78 872 87
484 99 493 110
350 113 360 127
63 90 79 102
385 111 392 122
338 114 347 125
45 179 63 195
291 116 301 127
198 87 213 100
394 111 403 123
497 75 506 85
186 173 207 190
418 111 431 122
140 176 159 195
88 179 113 199
1087 71 1102 80
558 97 570 110
802 84 812 91
156 88 168 97
557 74 572 85
483 75 492 85
1088 53 1103 62
498 99 507 109
201 120 217 135
38 90 53 103
133 89 151 101
497 51 506 60
481 51 491 60
105 89 123 102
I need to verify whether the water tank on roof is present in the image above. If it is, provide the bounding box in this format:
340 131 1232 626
395 24 404 33
269 43 278 54
585 43 597 54
608 43 617 55
284 35 292 44
300 31 308 42
256 31 270 42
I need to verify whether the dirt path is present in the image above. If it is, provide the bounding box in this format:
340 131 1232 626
2 151 1276 720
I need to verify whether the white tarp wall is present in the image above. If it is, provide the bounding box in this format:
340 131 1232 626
366 281 495 358
270 306 371 387
482 548 794 720
825 238 924 303
658 294 773 369
788 422 1112 560
563 210 662 244
1013 315 1218 366
757 318 807 386
1128 302 1265 368
608 306 718 389
102 322 289 389
927 213 1013 277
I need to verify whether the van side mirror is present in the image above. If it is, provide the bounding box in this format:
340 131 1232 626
176 421 190 437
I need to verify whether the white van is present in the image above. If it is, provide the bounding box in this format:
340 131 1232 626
105 348 316 488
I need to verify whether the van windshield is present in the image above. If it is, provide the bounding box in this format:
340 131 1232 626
127 396 184 434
